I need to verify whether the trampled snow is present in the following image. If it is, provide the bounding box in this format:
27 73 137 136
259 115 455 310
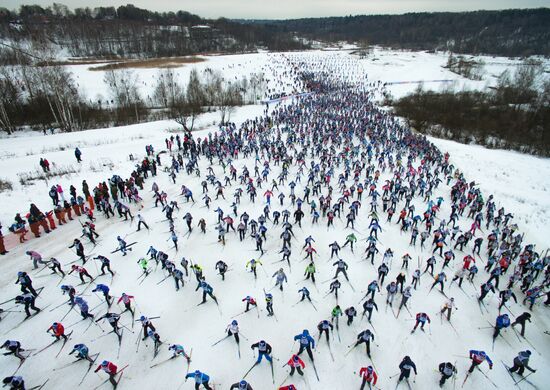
0 50 548 390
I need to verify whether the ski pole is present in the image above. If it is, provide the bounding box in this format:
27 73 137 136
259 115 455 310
514 371 535 386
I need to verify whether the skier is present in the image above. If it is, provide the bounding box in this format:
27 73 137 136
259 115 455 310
398 286 412 311
328 279 341 299
75 147 82 163
304 262 316 283
511 312 531 337
358 366 378 390
251 340 273 363
196 278 218 304
69 265 93 284
438 362 457 387
74 297 94 319
265 292 274 316
94 360 119 387
317 320 333 343
96 313 121 335
468 350 493 372
440 298 456 321
15 272 37 296
140 316 156 340
386 281 398 306
411 269 421 290
68 238 87 263
1 340 26 361
286 354 305 376
226 320 241 343
215 260 228 280
93 255 114 276
332 259 349 280
48 257 65 276
508 350 536 376
493 313 511 339
412 312 431 332
272 268 288 291
361 298 378 322
342 233 357 252
26 251 47 269
353 329 375 357
294 330 315 361
116 236 132 256
117 293 135 315
137 257 149 276
68 344 95 363
246 259 262 279
329 241 341 259
92 284 112 306
498 289 517 312
344 306 357 325
397 356 417 384
230 380 253 390
60 285 76 305
1 376 25 390
15 293 40 318
430 272 447 293
47 322 68 341
136 214 149 231
478 281 496 302
185 370 213 390
242 296 257 312
168 344 191 361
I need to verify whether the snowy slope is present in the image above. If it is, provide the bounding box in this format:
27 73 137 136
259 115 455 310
0 51 549 390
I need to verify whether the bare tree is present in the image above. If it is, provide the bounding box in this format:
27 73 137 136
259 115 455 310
217 82 243 125
35 65 80 132
104 69 142 121
0 68 20 134
203 69 223 107
153 68 184 108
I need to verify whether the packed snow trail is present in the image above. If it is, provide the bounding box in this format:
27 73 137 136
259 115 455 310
0 52 549 390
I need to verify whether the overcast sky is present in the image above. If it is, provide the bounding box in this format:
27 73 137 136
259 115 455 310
4 0 550 19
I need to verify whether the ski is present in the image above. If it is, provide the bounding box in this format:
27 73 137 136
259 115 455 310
79 353 100 385
11 303 52 329
242 362 259 379
55 331 74 358
116 330 124 359
344 344 358 357
33 339 60 356
310 358 320 381
270 357 275 384
185 348 193 377
110 242 138 254
461 372 471 388
150 356 175 368
28 379 49 390
12 357 27 375
211 335 230 347
53 358 84 371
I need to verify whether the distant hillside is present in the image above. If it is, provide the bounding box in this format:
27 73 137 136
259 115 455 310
1 5 548 61
0 4 305 62
255 8 550 57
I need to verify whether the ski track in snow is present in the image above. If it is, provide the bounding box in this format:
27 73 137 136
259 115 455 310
0 50 549 390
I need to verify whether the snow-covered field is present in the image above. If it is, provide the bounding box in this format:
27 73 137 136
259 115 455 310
0 50 549 390
68 52 302 106
59 47 550 104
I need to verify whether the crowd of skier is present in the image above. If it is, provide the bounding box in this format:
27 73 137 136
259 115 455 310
0 52 548 390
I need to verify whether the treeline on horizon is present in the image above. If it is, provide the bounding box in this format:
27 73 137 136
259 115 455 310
0 3 305 60
0 5 549 58
257 8 550 57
